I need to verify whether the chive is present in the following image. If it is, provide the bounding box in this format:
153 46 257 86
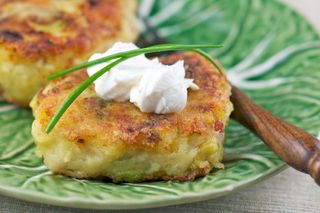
45 57 127 133
48 44 224 79
193 49 223 74
46 43 224 133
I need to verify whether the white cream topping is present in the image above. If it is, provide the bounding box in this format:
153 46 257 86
87 42 198 114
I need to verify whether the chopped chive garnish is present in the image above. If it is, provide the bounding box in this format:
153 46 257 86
46 44 224 133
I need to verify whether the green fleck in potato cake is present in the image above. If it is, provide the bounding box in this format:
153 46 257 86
30 52 233 182
0 0 139 106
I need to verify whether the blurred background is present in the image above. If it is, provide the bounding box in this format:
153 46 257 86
281 0 320 32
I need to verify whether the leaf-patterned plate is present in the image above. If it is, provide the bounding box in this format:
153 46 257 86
0 0 319 210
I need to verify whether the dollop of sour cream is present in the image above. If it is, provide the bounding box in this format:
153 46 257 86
87 42 199 114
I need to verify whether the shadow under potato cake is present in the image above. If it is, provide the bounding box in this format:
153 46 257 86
30 52 233 182
0 0 139 106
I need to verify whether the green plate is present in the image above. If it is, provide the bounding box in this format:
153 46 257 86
0 0 319 210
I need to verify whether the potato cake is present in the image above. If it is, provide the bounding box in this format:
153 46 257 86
30 52 233 182
0 0 139 106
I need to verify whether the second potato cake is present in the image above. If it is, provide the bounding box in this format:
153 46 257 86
0 0 139 106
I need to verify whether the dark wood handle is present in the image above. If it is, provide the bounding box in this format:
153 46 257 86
230 85 320 185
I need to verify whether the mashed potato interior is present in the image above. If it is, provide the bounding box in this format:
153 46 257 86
32 120 224 182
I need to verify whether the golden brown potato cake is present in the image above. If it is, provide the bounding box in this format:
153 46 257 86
0 0 139 106
30 52 233 182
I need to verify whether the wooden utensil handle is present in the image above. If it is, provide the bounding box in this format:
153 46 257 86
230 85 320 185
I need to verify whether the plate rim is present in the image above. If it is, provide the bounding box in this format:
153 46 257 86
0 164 287 210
